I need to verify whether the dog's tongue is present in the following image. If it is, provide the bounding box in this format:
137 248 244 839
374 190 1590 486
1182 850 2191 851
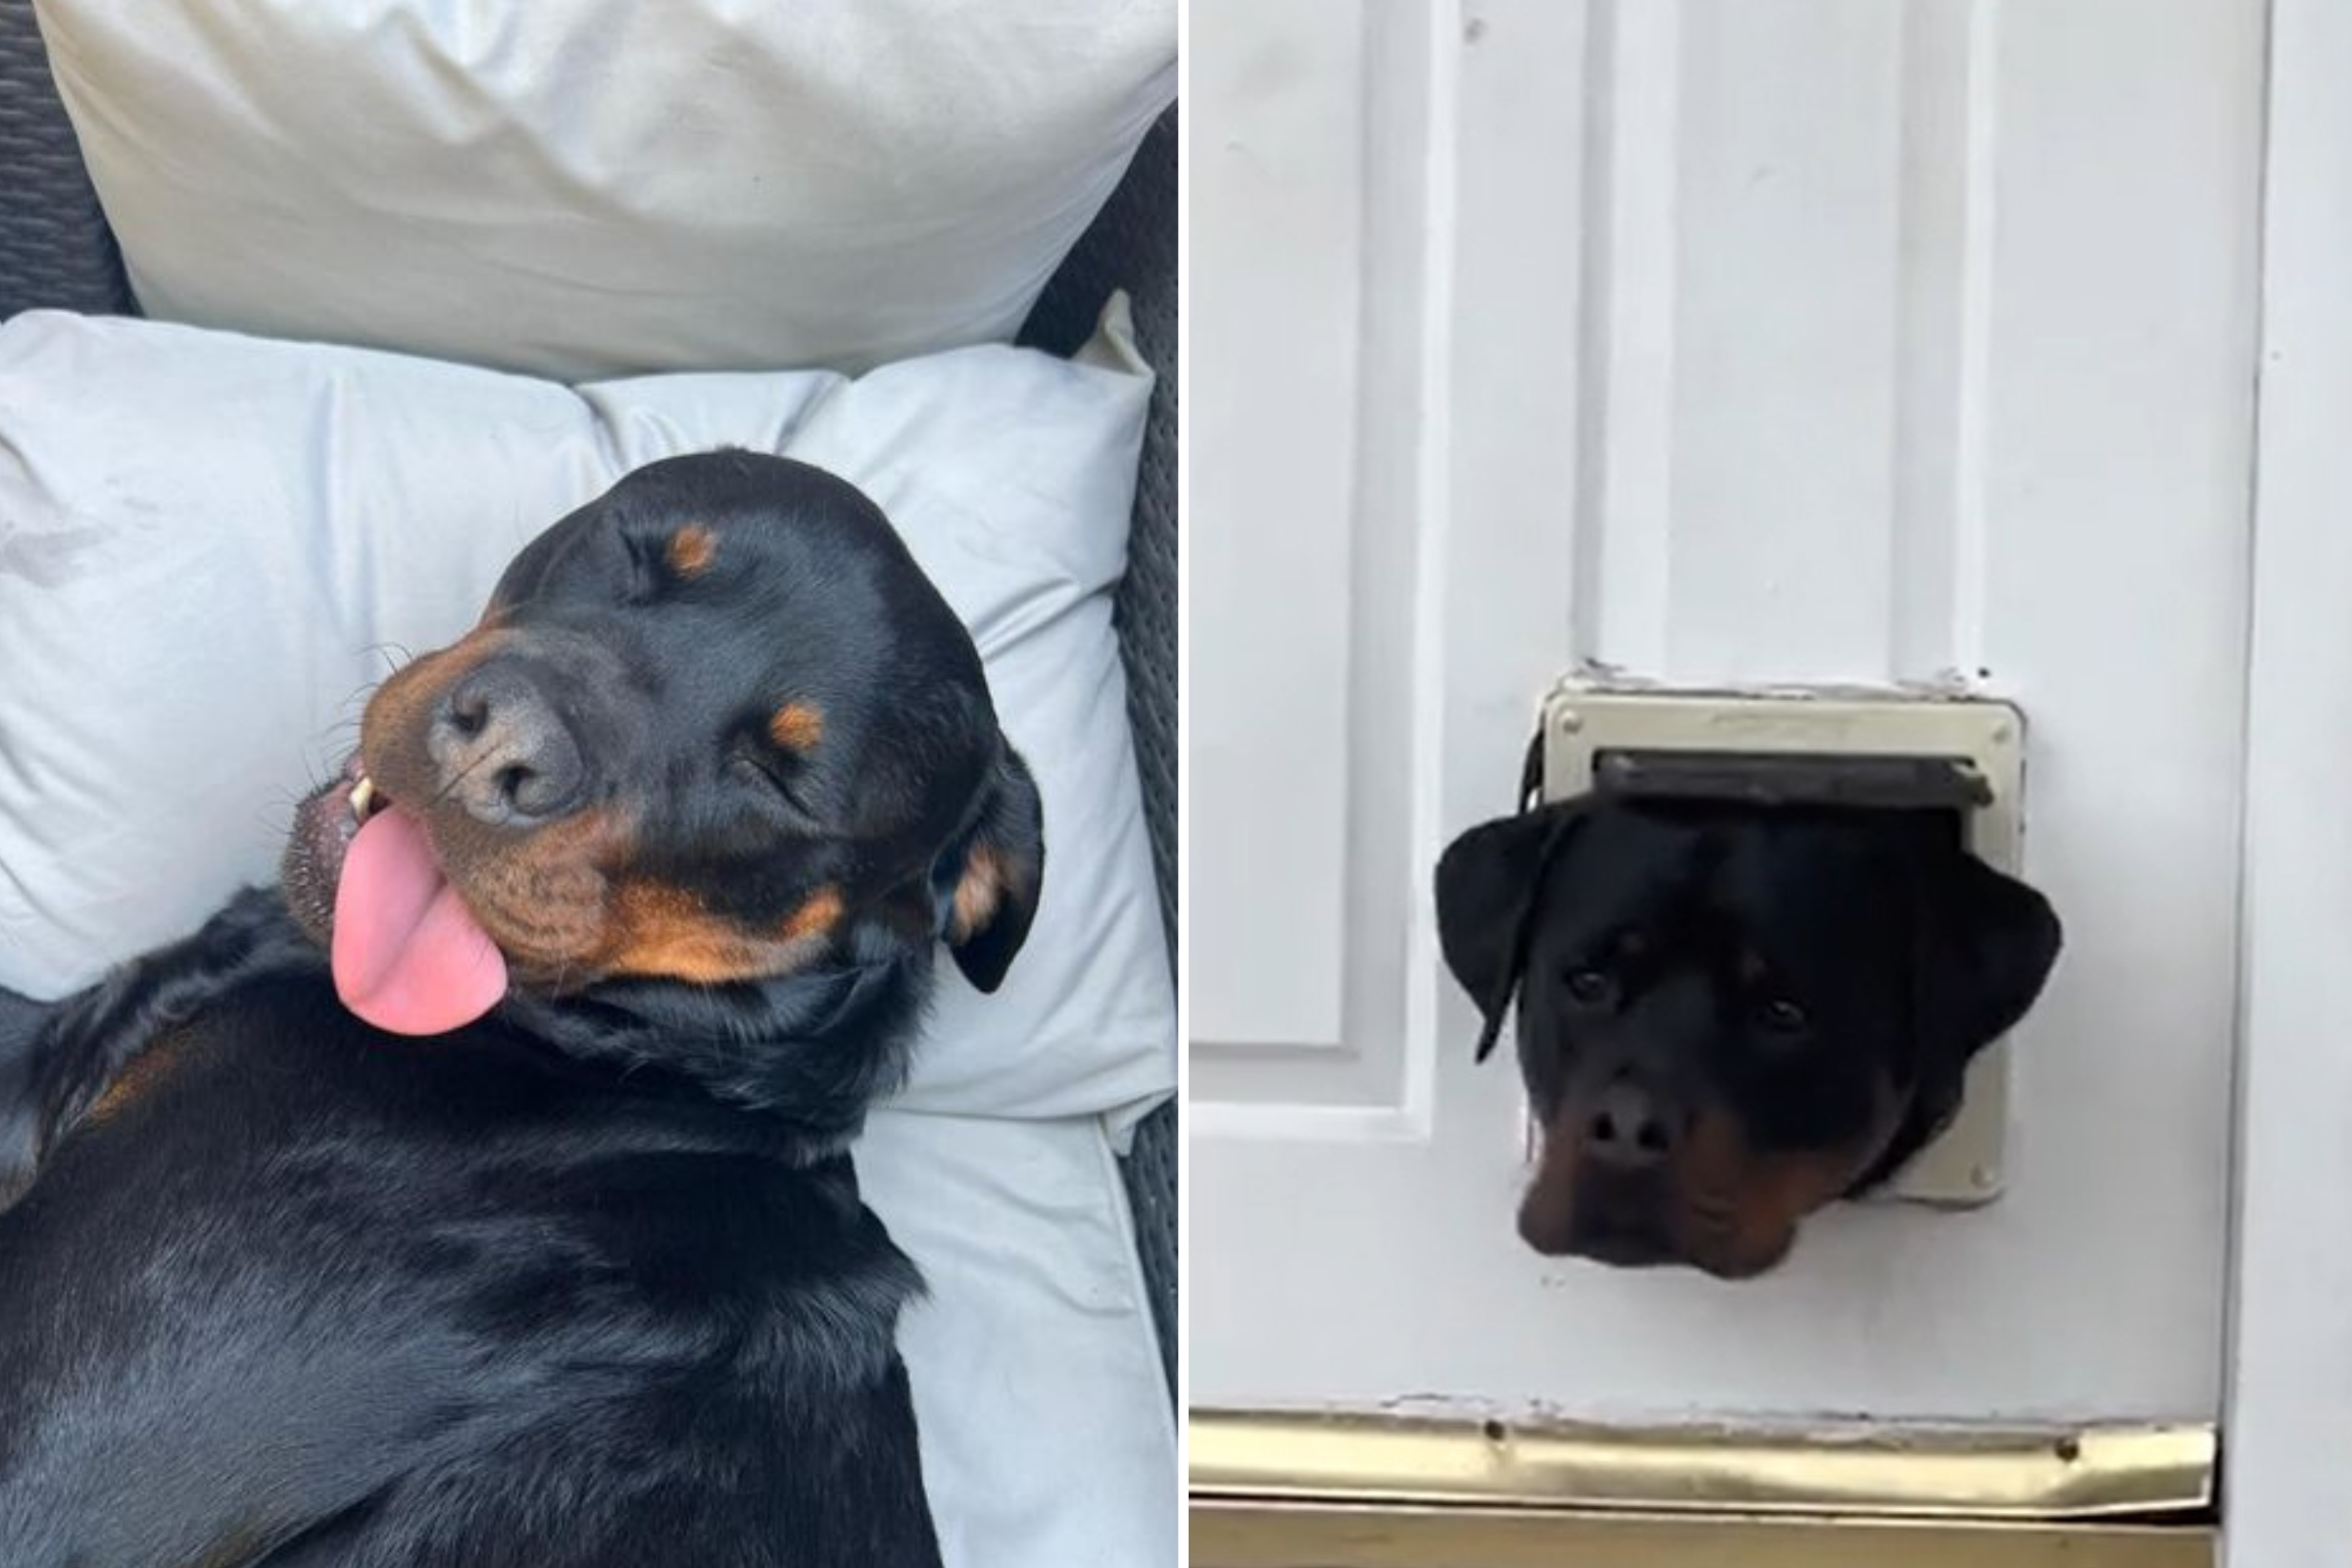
333 806 509 1036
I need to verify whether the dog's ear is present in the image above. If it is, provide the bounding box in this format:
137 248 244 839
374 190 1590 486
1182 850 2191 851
1434 800 1586 1063
1913 851 2063 1058
940 744 1046 994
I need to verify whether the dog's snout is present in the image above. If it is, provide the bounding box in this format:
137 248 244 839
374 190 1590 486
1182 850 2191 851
1585 1081 1675 1170
430 661 585 824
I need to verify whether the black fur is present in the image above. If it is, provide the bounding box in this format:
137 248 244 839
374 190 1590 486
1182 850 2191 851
0 454 1044 1565
0 887 316 1212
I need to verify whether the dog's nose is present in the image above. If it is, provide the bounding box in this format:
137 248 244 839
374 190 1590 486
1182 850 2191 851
1585 1082 1675 1169
429 661 585 824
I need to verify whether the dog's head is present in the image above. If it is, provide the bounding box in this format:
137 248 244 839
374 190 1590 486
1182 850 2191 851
280 452 1043 1038
1435 799 2059 1279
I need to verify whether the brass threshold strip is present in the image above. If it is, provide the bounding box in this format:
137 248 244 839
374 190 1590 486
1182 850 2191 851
1191 1408 2215 1518
1192 1501 2214 1568
1190 1409 2217 1568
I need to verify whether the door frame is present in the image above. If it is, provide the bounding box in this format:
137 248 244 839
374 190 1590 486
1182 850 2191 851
2221 0 2352 1562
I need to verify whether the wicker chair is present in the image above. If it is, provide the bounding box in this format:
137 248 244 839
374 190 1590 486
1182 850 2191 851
0 1 1179 1395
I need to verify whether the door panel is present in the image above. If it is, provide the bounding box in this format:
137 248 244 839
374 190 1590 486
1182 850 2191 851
1190 0 1446 1131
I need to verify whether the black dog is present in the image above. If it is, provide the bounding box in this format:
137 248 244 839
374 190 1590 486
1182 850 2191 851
0 452 1042 1566
1436 796 2058 1279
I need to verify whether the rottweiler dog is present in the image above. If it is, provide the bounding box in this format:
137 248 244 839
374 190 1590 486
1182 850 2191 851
1436 796 2059 1279
0 452 1042 1566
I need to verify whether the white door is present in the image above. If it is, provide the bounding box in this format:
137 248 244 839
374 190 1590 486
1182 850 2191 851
1192 0 2264 1429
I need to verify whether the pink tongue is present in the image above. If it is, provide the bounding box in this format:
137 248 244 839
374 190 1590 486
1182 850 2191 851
332 806 510 1036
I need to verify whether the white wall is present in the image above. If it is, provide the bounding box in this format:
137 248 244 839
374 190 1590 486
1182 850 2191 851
1192 0 2266 1425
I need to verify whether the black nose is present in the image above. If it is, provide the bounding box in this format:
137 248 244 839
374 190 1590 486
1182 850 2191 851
428 661 585 825
1586 1081 1675 1169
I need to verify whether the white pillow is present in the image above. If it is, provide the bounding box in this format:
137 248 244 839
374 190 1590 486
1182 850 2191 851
0 308 1174 1129
31 0 1175 380
860 1110 1174 1568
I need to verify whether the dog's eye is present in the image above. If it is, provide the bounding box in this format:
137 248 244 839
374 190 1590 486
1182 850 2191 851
1562 967 1617 1007
1755 998 1809 1035
730 750 812 817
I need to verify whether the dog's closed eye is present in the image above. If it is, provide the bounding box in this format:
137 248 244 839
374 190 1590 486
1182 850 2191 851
729 746 815 819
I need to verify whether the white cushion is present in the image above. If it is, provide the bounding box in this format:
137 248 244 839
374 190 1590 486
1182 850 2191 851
860 1110 1174 1568
31 0 1175 380
0 308 1173 1129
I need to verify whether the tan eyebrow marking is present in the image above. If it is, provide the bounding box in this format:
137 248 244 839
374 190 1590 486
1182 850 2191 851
768 702 824 752
665 524 716 577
